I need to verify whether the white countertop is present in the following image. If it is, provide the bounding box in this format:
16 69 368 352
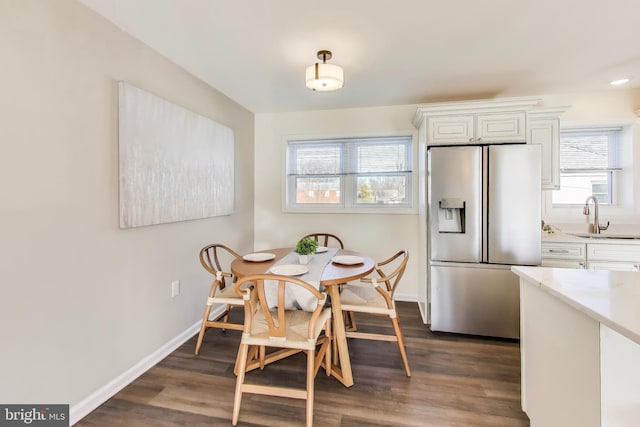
512 266 640 345
542 232 640 245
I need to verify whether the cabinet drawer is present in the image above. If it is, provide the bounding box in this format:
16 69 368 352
542 242 586 260
477 112 526 142
587 243 640 262
542 259 586 269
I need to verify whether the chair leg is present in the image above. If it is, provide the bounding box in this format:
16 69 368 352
232 343 249 425
306 349 314 427
391 316 411 377
220 304 232 331
345 311 357 332
325 319 332 376
194 305 213 355
259 345 266 370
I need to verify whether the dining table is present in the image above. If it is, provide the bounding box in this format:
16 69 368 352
231 247 375 387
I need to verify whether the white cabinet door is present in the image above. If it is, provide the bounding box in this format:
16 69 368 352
528 117 560 189
586 242 640 271
426 115 474 144
526 107 566 190
476 112 526 143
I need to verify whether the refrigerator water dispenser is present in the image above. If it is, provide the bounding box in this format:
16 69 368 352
438 198 465 233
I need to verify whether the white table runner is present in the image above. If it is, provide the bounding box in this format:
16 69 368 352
264 248 339 311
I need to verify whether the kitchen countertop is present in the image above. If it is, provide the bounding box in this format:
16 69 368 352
512 266 640 345
542 232 640 245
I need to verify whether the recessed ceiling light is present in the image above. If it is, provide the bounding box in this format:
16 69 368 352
610 78 630 86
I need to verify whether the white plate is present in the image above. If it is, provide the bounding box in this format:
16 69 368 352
332 255 364 265
270 264 309 276
243 252 276 262
315 246 328 253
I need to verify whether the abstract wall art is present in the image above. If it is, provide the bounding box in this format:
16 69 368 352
118 81 234 228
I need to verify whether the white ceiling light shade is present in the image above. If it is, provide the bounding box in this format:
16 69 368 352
305 50 344 92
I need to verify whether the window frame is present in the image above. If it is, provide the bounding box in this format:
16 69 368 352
284 134 417 214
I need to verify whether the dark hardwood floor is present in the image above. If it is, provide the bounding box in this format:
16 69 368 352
77 302 529 426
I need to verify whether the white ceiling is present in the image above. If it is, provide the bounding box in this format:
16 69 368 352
79 0 640 113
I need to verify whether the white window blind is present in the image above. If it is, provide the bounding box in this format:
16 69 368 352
552 128 621 205
559 129 620 172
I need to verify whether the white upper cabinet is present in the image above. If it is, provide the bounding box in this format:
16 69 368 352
413 97 539 146
526 107 567 190
426 115 474 144
427 112 526 144
476 112 526 142
414 98 569 189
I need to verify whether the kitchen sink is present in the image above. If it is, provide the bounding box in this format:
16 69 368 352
568 233 640 240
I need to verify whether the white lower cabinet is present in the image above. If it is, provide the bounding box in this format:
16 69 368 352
587 243 640 272
542 240 640 271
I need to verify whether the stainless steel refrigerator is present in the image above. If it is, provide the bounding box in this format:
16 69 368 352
427 144 541 339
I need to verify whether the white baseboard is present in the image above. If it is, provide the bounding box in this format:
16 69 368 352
70 306 224 425
395 292 418 302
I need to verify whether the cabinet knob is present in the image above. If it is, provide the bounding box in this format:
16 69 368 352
469 138 474 142
477 137 483 142
633 264 640 272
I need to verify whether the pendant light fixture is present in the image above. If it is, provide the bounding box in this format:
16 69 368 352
305 50 344 92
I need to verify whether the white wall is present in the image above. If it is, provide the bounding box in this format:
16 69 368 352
0 0 254 410
254 106 420 300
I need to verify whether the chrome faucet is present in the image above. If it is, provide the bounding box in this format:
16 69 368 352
583 196 610 234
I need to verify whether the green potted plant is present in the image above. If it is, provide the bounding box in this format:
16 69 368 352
295 237 318 265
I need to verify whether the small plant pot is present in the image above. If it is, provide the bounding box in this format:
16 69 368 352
297 254 310 265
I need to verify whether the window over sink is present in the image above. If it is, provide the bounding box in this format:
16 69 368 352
285 135 414 212
552 128 622 206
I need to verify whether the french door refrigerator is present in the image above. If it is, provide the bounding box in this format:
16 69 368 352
427 144 541 339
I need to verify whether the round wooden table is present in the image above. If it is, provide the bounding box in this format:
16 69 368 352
231 247 375 387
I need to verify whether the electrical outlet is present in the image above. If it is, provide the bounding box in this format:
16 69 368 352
171 280 180 297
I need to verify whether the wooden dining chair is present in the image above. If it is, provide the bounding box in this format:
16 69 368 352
339 250 411 376
194 243 247 355
301 232 345 249
232 274 332 427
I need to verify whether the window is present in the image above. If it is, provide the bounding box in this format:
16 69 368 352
552 128 621 206
286 135 413 211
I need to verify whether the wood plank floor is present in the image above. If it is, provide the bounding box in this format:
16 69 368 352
77 302 529 426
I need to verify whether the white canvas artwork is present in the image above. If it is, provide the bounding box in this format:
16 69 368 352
118 82 234 228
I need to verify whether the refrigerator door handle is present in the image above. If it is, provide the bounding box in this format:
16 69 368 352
482 146 489 263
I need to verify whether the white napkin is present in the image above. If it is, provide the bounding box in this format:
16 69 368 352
264 248 338 311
